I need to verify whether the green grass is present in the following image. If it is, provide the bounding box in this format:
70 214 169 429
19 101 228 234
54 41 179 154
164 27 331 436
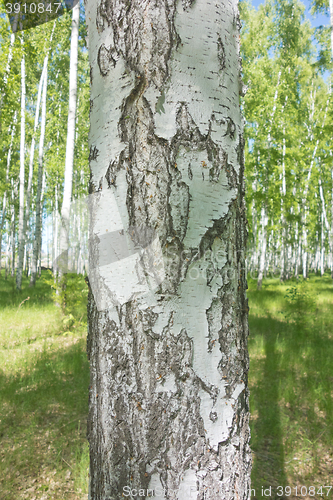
247 273 333 497
0 272 89 500
0 271 332 499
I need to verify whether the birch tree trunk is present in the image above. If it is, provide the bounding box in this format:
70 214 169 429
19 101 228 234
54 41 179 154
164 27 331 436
10 178 17 278
257 205 267 290
0 33 15 136
0 111 17 275
59 2 80 275
16 43 26 290
85 1 251 499
331 167 333 277
30 62 48 286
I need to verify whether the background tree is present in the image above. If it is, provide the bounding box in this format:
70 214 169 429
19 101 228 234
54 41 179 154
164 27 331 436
240 0 333 282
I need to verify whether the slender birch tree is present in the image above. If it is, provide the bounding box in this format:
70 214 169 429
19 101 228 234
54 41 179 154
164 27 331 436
16 37 26 290
30 57 48 286
85 1 251 499
59 1 80 275
0 111 17 274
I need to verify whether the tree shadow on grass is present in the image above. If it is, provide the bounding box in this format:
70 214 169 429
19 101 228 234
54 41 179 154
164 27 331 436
0 339 90 493
249 315 287 497
0 340 89 427
248 304 333 497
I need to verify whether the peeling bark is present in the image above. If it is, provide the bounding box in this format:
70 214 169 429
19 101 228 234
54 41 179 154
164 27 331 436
85 0 251 498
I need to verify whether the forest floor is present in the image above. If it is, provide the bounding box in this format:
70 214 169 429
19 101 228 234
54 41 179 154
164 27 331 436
0 271 332 499
247 274 333 500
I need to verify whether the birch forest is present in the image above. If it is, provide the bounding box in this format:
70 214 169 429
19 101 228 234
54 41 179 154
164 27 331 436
0 0 332 289
1 0 333 498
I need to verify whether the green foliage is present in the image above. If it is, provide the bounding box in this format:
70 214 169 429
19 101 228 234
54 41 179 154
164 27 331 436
240 0 333 267
310 0 329 16
0 0 90 259
284 280 316 326
44 270 88 329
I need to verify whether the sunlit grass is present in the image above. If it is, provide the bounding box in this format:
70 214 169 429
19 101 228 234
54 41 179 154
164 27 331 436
247 272 333 496
0 272 89 500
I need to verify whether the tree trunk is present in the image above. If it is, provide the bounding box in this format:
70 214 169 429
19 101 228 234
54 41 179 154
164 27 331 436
0 111 17 275
30 61 48 286
331 168 333 277
0 33 15 136
10 178 17 278
85 1 251 499
17 61 46 284
280 129 287 282
257 205 267 290
16 44 26 290
318 176 330 276
58 2 80 275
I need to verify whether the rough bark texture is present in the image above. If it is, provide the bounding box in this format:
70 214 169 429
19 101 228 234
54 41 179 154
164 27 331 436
85 0 251 499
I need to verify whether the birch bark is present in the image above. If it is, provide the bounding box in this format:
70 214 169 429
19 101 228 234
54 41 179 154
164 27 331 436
30 61 48 286
16 42 26 290
0 33 15 135
59 2 80 274
10 178 17 277
301 96 329 278
85 1 251 499
257 204 268 289
256 71 281 290
0 112 17 274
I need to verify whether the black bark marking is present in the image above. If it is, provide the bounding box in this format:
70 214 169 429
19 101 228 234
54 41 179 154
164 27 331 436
97 44 118 76
188 162 193 180
182 0 196 10
89 145 99 162
217 36 226 71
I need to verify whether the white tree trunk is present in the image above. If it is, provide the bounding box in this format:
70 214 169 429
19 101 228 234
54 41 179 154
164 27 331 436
331 167 333 277
16 45 26 290
0 33 15 134
30 62 48 286
85 1 251 499
59 2 80 273
257 205 267 289
0 111 17 274
10 178 18 278
319 176 330 275
330 0 333 60
280 129 287 281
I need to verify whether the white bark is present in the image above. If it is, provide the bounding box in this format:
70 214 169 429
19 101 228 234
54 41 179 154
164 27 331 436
85 0 251 499
30 61 48 286
10 178 18 277
0 33 15 133
331 167 333 276
59 2 80 273
301 97 330 279
20 62 46 270
257 205 267 289
330 0 333 60
280 126 287 281
0 112 17 273
16 43 26 290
